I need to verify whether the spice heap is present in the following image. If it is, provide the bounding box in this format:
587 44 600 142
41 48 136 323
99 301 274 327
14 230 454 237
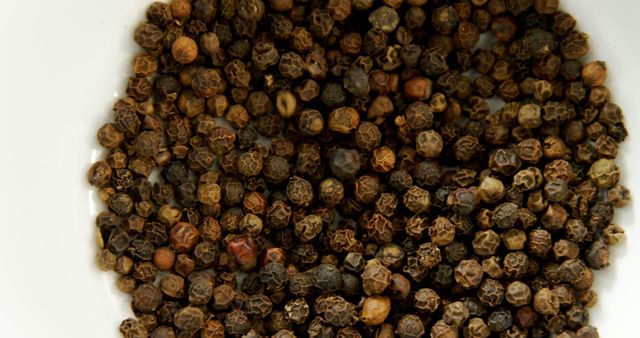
88 0 630 337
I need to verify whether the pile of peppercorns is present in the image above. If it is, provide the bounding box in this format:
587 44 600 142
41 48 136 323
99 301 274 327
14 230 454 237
88 0 630 337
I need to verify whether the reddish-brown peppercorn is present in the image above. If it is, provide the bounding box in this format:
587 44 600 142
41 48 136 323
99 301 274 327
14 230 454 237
404 76 433 100
153 247 176 271
226 235 258 271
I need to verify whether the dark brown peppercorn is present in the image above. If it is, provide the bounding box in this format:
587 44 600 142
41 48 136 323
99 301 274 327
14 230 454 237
561 32 590 60
447 188 477 215
224 309 251 336
354 122 382 152
279 52 305 79
312 264 342 293
192 68 226 98
329 148 362 179
133 284 163 313
134 22 164 52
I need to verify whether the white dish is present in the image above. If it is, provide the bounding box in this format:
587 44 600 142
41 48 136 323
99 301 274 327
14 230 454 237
0 0 639 336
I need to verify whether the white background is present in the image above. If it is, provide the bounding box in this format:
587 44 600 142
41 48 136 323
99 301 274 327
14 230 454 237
0 0 638 336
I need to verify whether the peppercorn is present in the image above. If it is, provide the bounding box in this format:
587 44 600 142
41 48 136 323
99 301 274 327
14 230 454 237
534 288 559 315
343 66 370 98
431 320 457 338
328 107 360 134
395 314 425 338
224 309 251 336
443 301 470 327
454 259 484 288
286 176 313 207
487 308 513 333
329 148 362 179
447 188 477 215
168 222 199 253
120 318 148 338
317 295 357 327
88 161 113 188
361 295 391 326
226 235 258 271
404 76 432 101
588 159 620 188
171 36 198 64
295 214 323 242
311 264 342 293
153 247 176 271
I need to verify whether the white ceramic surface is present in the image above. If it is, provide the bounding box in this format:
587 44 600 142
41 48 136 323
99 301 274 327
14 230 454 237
0 0 638 336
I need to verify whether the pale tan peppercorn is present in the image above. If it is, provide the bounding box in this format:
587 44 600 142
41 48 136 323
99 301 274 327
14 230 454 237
276 90 297 118
360 295 391 325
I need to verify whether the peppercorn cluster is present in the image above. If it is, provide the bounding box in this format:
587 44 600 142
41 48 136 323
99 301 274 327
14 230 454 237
88 0 630 337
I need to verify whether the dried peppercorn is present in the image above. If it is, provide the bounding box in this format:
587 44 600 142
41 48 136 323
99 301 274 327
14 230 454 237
171 36 198 64
286 176 313 207
224 309 251 336
328 107 360 134
404 76 432 101
311 264 342 293
454 259 484 288
361 260 391 295
297 109 324 136
120 318 148 338
443 301 470 327
329 148 362 179
396 314 425 338
226 235 258 271
294 214 323 242
534 287 559 315
316 295 356 327
588 159 620 188
447 188 478 215
361 295 391 326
